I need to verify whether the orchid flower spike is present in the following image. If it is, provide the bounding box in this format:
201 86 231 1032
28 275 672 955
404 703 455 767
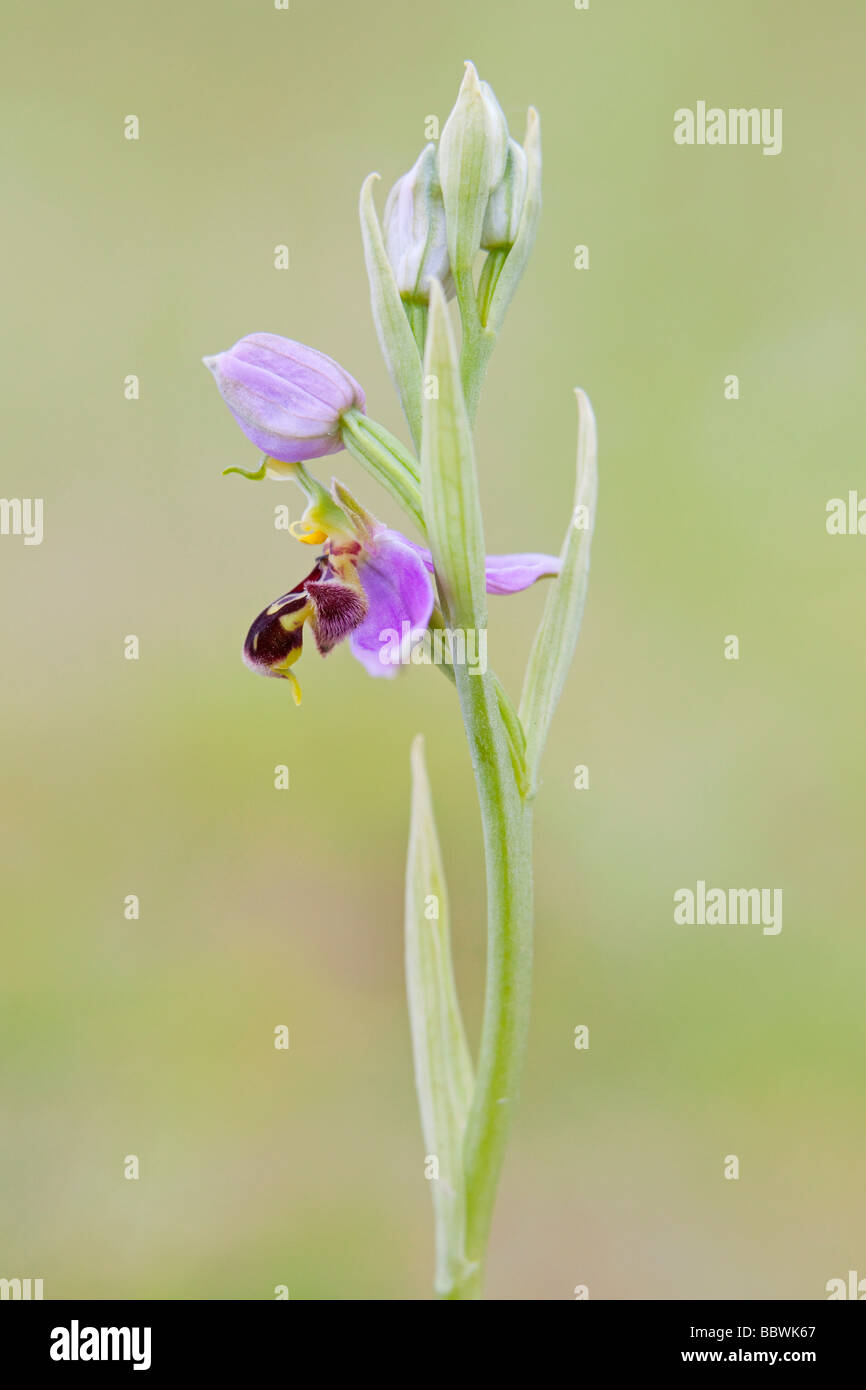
240 468 560 704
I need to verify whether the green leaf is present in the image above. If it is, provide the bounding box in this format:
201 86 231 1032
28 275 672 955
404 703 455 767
519 388 598 794
359 173 424 449
421 280 487 629
405 735 474 1296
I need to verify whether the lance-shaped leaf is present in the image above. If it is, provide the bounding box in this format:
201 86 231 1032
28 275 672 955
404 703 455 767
405 735 475 1296
359 173 424 449
519 388 598 794
485 107 542 337
421 279 488 629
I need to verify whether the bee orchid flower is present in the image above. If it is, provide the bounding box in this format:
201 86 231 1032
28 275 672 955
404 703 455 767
240 470 560 702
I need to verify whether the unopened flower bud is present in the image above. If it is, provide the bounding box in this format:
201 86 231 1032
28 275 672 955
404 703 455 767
438 61 509 277
482 137 528 251
383 145 453 303
203 333 365 463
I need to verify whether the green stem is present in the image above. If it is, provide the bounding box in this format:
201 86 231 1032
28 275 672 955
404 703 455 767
476 248 508 328
461 334 495 428
456 296 496 428
424 614 533 1299
404 299 428 359
446 663 534 1300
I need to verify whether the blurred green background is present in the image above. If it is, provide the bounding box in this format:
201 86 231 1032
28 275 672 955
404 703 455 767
2 0 863 1299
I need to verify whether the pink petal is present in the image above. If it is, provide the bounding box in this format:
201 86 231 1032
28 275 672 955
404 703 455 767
479 551 561 594
403 539 560 595
350 530 434 678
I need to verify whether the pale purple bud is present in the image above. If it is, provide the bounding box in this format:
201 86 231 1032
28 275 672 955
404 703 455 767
383 145 453 302
482 137 528 251
203 333 365 463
